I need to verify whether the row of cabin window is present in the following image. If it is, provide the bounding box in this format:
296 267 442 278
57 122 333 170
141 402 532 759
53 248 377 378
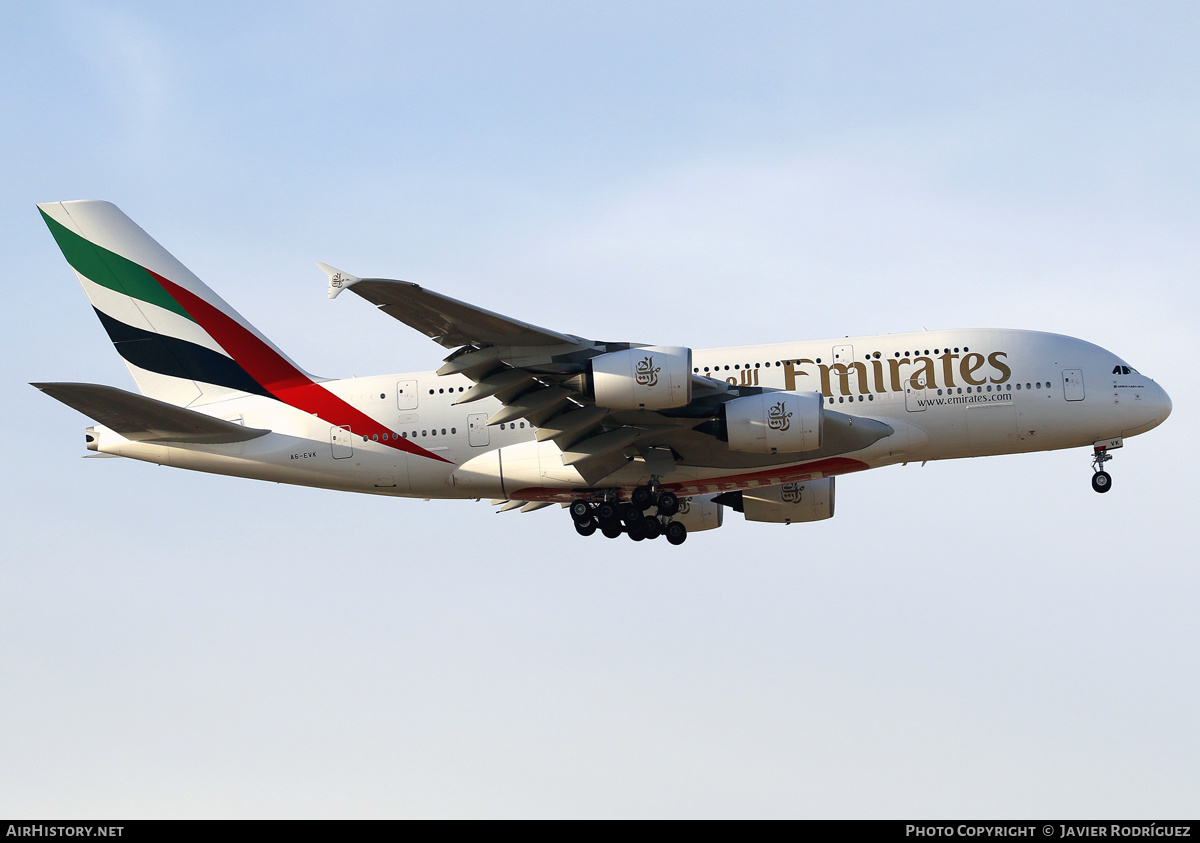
362 420 532 442
365 428 457 441
822 381 1050 403
933 381 1048 394
696 361 798 373
692 347 973 373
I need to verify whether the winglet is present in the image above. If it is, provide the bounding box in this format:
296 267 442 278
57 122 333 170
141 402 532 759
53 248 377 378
319 263 361 299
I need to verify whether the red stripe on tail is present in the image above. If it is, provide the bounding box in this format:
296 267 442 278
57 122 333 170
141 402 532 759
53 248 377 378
150 270 451 463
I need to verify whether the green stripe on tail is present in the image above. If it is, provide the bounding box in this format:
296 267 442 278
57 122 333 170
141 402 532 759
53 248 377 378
39 208 195 323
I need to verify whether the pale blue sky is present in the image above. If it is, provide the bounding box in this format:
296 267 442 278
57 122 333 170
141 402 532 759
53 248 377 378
2 1 1197 818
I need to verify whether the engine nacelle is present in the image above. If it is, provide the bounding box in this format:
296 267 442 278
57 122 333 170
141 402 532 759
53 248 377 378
590 346 692 410
671 493 724 533
742 478 835 524
724 391 823 453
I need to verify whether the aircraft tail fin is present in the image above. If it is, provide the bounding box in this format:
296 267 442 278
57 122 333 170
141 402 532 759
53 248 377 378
37 200 314 408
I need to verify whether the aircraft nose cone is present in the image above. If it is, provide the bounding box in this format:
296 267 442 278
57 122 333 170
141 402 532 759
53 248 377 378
1155 381 1173 422
1131 379 1172 436
1120 377 1171 438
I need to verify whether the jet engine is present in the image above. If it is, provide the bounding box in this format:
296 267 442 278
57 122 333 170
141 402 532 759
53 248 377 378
670 493 724 532
723 391 823 453
714 478 835 524
588 346 692 410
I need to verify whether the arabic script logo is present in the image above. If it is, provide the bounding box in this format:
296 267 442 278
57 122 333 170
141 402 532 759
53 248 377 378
767 401 793 432
781 483 803 504
635 356 661 387
677 498 691 515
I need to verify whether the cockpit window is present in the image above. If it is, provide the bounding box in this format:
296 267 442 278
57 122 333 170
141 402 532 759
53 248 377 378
1112 365 1136 375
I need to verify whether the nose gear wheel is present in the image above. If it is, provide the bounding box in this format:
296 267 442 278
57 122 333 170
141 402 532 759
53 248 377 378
1091 446 1114 494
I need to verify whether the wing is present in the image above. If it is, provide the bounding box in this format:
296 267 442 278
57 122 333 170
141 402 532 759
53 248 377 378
322 265 582 349
322 266 890 485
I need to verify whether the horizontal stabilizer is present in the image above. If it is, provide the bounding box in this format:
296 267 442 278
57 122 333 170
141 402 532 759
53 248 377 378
33 382 272 444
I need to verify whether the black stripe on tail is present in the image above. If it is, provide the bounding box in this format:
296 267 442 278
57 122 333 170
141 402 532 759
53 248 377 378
93 308 274 399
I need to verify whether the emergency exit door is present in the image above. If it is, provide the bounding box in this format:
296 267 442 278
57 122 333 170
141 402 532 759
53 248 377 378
397 380 419 410
330 425 353 458
1062 369 1085 401
467 413 489 446
905 386 926 412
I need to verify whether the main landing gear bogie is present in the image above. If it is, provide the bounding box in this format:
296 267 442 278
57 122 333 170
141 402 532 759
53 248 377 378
600 521 624 539
656 491 680 517
568 485 689 544
621 484 680 518
664 521 687 546
630 486 655 511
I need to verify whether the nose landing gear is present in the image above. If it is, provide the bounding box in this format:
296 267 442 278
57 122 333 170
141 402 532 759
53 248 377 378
1091 444 1114 493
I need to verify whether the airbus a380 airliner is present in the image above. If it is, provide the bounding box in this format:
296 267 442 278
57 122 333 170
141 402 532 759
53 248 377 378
34 201 1172 545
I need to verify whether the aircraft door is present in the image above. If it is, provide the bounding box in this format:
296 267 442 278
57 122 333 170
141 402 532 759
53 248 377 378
1062 369 1085 401
468 413 490 447
331 425 353 458
397 380 419 411
832 344 854 366
905 385 926 412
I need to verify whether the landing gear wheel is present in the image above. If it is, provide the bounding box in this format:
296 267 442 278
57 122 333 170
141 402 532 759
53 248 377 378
574 519 597 536
642 518 662 540
597 502 618 522
601 522 624 539
665 520 687 545
1090 446 1115 494
570 500 592 521
656 491 680 517
631 486 655 511
627 521 647 541
620 504 643 527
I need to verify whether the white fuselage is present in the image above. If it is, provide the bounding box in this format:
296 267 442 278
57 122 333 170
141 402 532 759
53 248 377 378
85 328 1172 502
